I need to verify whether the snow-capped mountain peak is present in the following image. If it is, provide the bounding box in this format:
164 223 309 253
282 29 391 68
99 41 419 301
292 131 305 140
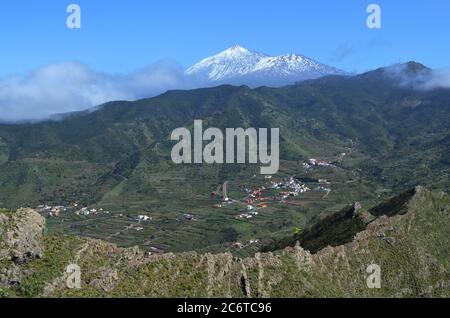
219 44 253 55
186 45 267 81
186 45 346 87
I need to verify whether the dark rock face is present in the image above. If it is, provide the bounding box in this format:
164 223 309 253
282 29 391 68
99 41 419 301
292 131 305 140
369 187 417 217
296 202 371 254
261 202 374 254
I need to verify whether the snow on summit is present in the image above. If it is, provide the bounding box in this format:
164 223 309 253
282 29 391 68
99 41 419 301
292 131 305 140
186 45 268 81
186 45 346 87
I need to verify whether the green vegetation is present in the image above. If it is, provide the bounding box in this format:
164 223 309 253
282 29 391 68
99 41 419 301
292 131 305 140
18 235 85 297
0 187 448 298
0 63 448 253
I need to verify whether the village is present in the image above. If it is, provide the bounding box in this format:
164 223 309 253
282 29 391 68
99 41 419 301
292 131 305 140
31 156 336 254
210 156 336 218
209 173 332 250
206 157 336 252
36 204 158 231
36 203 111 218
233 176 312 220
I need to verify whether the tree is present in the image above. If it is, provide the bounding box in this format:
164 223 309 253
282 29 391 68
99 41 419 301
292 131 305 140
219 227 239 243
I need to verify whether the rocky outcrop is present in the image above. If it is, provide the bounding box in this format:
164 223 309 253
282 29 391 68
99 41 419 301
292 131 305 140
0 208 45 287
0 208 45 264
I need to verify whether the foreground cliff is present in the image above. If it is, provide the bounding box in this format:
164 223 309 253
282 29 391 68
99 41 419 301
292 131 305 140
0 187 448 298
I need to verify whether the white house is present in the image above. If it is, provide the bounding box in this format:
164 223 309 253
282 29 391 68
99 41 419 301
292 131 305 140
137 215 151 221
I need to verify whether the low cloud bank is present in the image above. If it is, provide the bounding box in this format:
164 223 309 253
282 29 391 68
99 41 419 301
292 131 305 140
1 61 449 123
421 68 450 90
0 61 193 122
385 63 450 90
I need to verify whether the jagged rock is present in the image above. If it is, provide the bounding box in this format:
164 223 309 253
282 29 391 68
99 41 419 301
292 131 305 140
292 241 313 271
0 264 23 287
1 208 45 264
0 213 7 225
0 208 45 288
90 268 119 292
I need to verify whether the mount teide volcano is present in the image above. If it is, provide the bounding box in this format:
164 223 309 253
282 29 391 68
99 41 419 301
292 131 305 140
185 45 347 87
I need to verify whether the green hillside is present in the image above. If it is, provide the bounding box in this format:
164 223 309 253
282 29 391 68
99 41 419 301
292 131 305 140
0 187 448 298
0 62 448 253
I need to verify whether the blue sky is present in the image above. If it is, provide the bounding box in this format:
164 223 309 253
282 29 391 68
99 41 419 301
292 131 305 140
1 0 449 77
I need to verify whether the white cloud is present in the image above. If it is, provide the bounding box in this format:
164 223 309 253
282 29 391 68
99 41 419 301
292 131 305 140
421 68 450 90
2 60 449 122
0 60 192 122
384 63 450 90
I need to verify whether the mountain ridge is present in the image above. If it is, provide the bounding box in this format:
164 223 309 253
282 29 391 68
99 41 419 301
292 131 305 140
1 187 448 298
